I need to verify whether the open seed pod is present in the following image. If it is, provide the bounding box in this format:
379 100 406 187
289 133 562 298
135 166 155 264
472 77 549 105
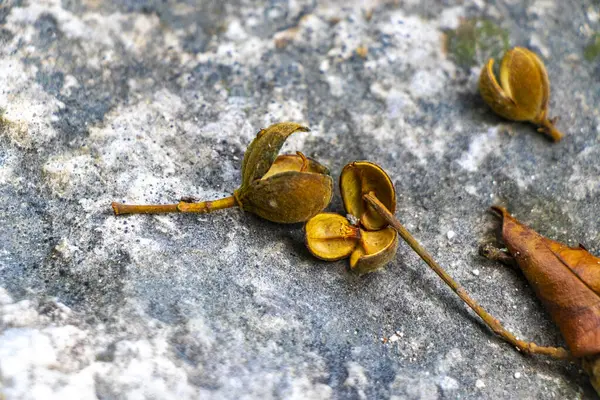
305 213 361 261
479 47 563 141
112 122 333 224
305 161 398 275
340 161 396 231
349 227 398 275
235 123 333 223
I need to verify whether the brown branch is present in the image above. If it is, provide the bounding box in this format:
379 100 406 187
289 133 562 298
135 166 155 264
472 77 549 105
363 192 571 360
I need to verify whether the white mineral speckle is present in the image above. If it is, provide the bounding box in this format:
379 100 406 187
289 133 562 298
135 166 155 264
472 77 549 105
0 288 13 305
438 6 465 30
464 185 478 196
588 6 600 23
457 128 500 172
54 238 79 260
344 362 369 399
0 57 60 148
437 348 463 374
390 373 440 400
409 70 447 99
438 376 459 393
42 154 96 198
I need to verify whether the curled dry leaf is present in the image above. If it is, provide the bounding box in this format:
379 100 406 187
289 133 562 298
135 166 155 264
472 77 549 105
112 122 333 224
490 206 600 394
305 161 398 275
479 47 564 141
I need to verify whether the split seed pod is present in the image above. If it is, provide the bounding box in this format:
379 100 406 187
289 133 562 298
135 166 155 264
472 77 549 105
233 123 333 223
305 161 398 275
491 207 600 394
479 47 564 141
112 122 333 224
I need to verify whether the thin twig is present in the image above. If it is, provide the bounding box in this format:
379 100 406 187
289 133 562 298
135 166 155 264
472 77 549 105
112 196 237 216
363 192 571 360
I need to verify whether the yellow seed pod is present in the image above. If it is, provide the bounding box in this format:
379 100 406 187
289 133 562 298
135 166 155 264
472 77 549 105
112 122 333 224
479 47 563 141
233 124 334 223
261 153 328 179
349 227 398 275
238 161 333 223
340 161 396 231
305 161 398 275
240 122 309 189
305 213 360 260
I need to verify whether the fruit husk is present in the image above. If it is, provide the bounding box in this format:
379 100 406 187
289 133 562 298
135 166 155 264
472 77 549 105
305 213 360 261
340 161 396 231
238 170 333 224
349 227 398 275
479 47 549 122
261 154 329 179
240 122 310 190
493 206 600 357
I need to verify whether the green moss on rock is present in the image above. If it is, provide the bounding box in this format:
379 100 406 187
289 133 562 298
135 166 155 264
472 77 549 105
446 19 510 69
584 33 600 61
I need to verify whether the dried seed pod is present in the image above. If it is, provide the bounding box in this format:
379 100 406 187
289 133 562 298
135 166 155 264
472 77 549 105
305 213 361 260
112 122 333 224
305 161 398 274
349 227 398 275
240 122 310 190
237 164 333 223
479 47 564 141
261 153 328 179
340 161 396 231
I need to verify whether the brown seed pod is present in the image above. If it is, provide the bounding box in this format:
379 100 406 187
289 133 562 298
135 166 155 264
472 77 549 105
112 122 333 224
237 166 333 223
305 161 398 275
479 47 564 141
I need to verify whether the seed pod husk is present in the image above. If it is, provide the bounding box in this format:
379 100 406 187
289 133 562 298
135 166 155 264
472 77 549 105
479 47 563 141
305 161 397 274
238 167 333 224
305 213 360 261
240 122 310 190
340 161 396 231
112 122 333 224
349 227 398 275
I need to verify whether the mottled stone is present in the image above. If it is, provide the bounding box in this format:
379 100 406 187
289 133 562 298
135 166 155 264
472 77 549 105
1 0 599 399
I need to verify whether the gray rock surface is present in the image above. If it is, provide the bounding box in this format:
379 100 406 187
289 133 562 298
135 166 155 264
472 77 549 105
1 0 599 398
